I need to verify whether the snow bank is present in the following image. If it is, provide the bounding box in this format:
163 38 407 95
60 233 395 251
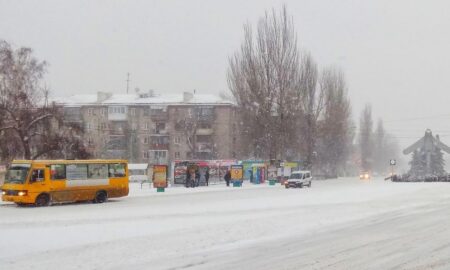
1 178 450 269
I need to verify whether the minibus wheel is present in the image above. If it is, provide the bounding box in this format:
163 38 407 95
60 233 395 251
93 191 107 204
35 194 50 207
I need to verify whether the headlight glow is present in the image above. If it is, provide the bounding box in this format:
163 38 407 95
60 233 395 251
18 191 27 196
1 191 5 195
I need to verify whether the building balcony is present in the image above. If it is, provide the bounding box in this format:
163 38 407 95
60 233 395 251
108 114 127 121
149 157 169 165
109 129 125 135
152 129 168 135
150 143 169 150
196 142 213 153
148 150 169 165
196 128 214 136
198 114 215 121
63 115 82 123
151 113 168 121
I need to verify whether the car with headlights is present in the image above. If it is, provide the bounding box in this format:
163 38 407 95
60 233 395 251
359 171 371 180
285 170 312 188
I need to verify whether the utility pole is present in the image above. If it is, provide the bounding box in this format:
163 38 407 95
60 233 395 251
126 73 130 94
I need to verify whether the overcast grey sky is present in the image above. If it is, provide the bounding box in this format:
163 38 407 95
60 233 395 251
1 0 450 153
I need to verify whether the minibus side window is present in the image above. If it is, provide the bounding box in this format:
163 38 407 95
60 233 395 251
108 163 126 177
88 164 108 179
30 169 45 183
66 164 88 180
51 164 66 180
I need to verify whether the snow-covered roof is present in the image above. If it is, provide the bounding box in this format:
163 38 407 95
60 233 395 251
52 92 234 107
128 163 149 170
53 94 98 105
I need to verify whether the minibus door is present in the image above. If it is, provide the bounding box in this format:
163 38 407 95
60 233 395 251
28 165 49 196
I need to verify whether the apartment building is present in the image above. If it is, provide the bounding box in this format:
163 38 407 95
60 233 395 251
56 91 238 165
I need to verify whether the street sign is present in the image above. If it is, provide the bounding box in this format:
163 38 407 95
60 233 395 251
390 159 396 166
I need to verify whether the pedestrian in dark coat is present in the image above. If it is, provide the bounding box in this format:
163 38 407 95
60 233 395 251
205 169 210 186
195 170 200 187
190 171 196 188
185 171 191 188
224 170 231 187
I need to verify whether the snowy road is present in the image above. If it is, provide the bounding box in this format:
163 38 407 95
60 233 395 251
1 178 450 269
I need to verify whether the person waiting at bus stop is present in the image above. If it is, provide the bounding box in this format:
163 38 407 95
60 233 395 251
195 169 200 187
224 170 231 187
205 169 210 186
185 171 190 188
190 170 196 188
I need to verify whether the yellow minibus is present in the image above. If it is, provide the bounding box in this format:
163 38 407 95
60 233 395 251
1 159 129 206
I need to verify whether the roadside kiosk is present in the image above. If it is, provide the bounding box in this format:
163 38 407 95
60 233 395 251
231 165 244 187
252 164 267 184
153 165 168 192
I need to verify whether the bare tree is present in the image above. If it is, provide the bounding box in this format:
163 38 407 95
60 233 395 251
373 119 400 175
359 104 374 172
178 117 199 160
316 67 352 177
174 107 204 160
228 5 302 160
297 53 325 169
0 40 89 162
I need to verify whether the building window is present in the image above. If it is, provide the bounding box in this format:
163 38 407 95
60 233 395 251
143 107 150 116
88 108 94 116
150 106 166 115
155 122 166 134
153 150 167 159
152 136 169 145
175 152 180 159
130 108 136 116
109 106 126 114
143 123 149 130
143 137 149 144
197 107 214 116
199 122 212 129
143 151 148 159
197 135 212 143
174 136 181 144
131 123 137 131
86 123 91 130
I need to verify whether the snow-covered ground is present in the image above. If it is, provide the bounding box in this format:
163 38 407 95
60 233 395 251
1 178 450 270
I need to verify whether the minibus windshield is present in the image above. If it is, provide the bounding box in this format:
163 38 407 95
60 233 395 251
4 164 31 184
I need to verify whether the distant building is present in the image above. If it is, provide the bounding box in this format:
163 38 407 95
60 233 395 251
54 91 239 165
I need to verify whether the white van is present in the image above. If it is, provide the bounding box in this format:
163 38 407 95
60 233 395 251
285 170 312 188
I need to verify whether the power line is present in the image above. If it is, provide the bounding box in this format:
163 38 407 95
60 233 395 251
383 114 450 123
